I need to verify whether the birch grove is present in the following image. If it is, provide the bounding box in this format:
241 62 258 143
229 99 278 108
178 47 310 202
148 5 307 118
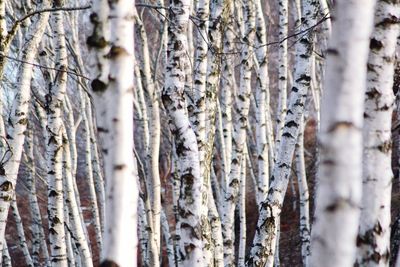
0 0 400 266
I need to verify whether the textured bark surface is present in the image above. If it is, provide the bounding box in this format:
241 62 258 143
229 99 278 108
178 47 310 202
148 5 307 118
356 1 399 266
92 0 138 265
162 0 204 265
46 8 68 266
247 1 319 266
222 1 256 265
310 0 377 266
0 0 50 258
295 116 311 266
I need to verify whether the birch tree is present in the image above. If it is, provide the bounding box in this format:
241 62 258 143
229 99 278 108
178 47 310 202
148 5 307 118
222 1 256 265
0 0 50 260
46 8 68 266
162 0 204 264
310 0 377 266
89 0 139 265
247 0 319 266
356 0 399 265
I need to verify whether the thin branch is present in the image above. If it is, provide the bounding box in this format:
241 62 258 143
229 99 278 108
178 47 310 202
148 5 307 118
0 53 90 80
4 5 91 50
15 5 91 25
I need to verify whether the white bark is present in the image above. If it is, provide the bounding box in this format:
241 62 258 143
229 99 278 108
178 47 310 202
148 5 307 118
79 89 102 252
62 126 93 267
247 1 319 266
134 12 162 261
318 0 331 34
238 152 246 267
254 0 271 202
63 97 89 244
220 0 235 184
208 179 224 267
310 0 377 266
295 116 310 266
162 0 203 264
161 210 176 267
46 9 68 266
222 1 255 265
11 194 33 266
25 128 49 266
356 1 399 266
191 0 213 262
98 0 138 265
64 207 76 267
2 240 10 267
0 0 50 256
276 0 288 154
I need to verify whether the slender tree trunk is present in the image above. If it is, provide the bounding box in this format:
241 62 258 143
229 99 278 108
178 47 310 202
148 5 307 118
222 1 256 265
95 0 138 265
190 0 214 262
62 126 93 267
295 115 311 266
25 127 49 266
247 1 319 266
238 151 247 267
0 0 50 257
11 194 33 266
79 88 102 252
276 0 288 153
254 0 271 202
310 0 377 266
134 11 162 262
162 0 204 264
46 8 68 266
356 1 399 265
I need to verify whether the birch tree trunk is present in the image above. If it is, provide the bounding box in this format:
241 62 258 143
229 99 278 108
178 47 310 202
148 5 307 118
247 1 319 266
162 0 204 264
222 1 256 265
62 126 93 267
0 0 50 258
295 115 311 266
356 1 399 266
220 0 235 187
134 11 161 261
11 194 33 266
254 0 272 203
24 126 49 266
276 0 288 153
310 0 377 266
79 88 102 252
238 151 247 267
192 0 215 261
96 0 138 265
46 8 68 266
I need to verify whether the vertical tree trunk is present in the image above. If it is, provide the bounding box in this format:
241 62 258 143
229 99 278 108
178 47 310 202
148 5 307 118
0 0 50 258
162 0 204 265
25 127 49 266
97 0 138 265
238 150 247 267
356 0 399 266
191 0 214 262
254 0 272 203
134 11 162 261
62 126 93 267
295 116 311 266
247 1 319 266
276 0 288 153
310 0 377 266
222 1 256 265
11 194 33 266
46 8 68 266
